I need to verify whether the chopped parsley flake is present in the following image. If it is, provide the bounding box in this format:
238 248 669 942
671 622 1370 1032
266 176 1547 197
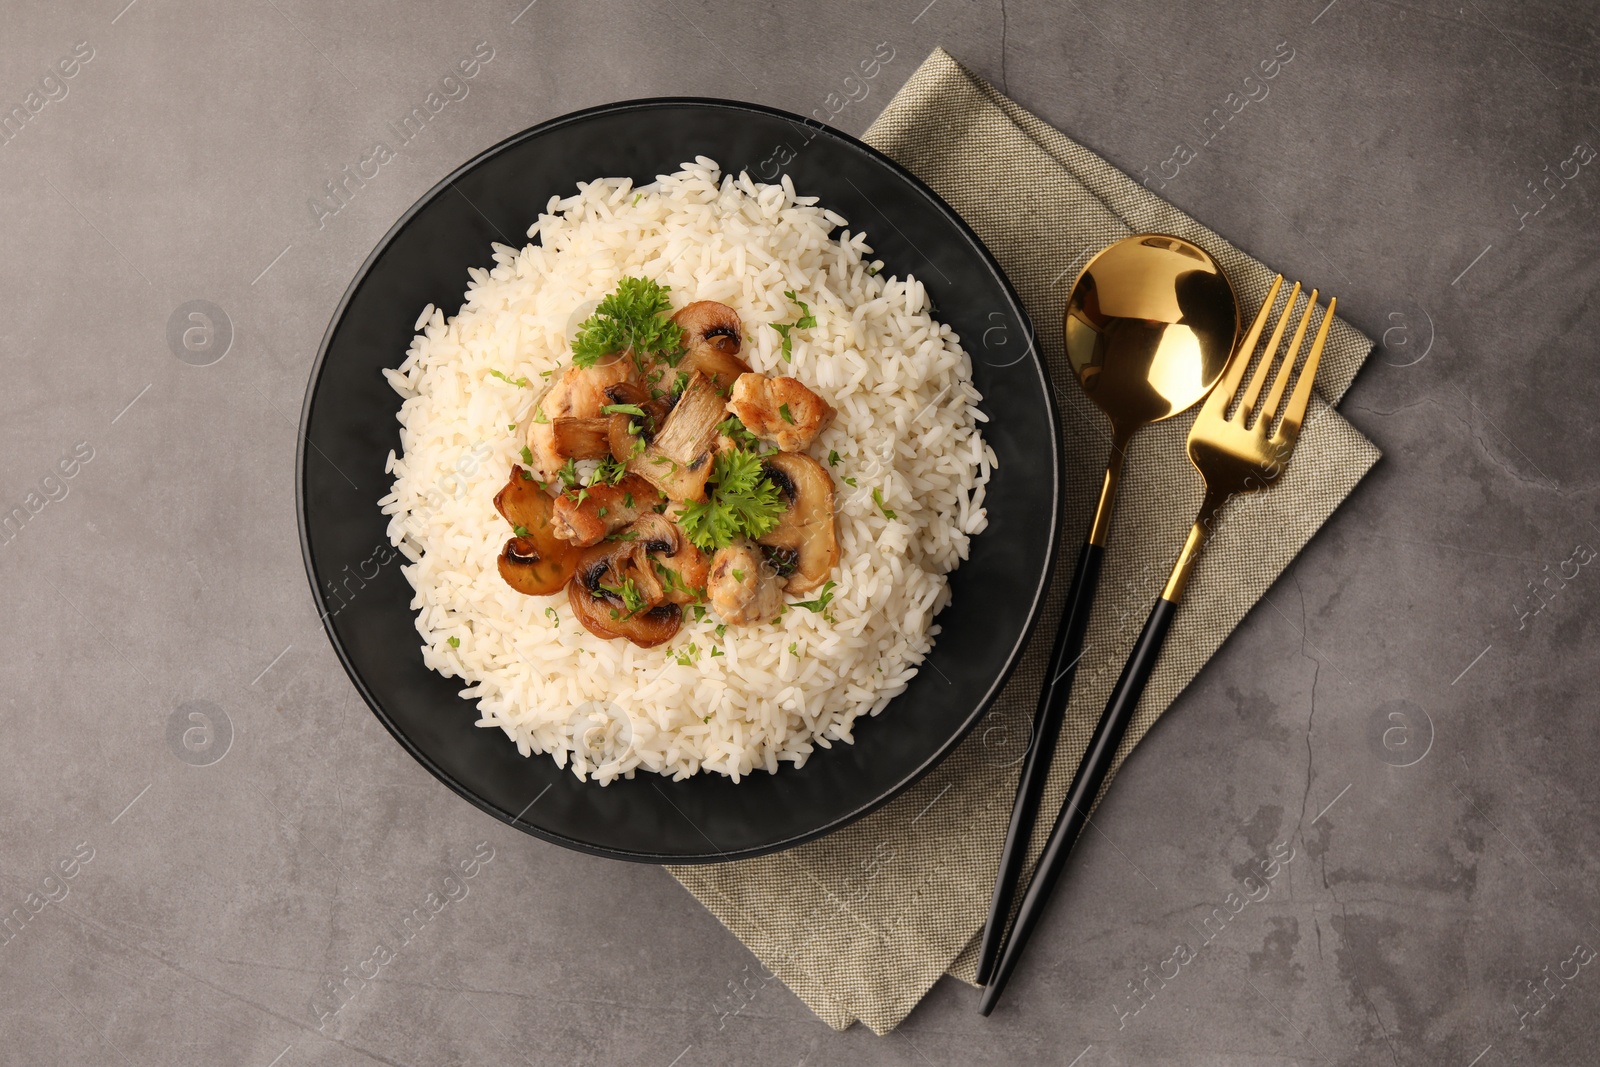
788 642 799 657
778 403 795 425
600 403 647 417
556 458 580 488
715 623 727 639
843 476 857 487
489 369 529 387
597 575 647 617
827 449 840 467
447 636 460 648
716 415 759 449
513 524 529 537
872 487 897 520
793 580 837 615
591 455 627 486
732 569 746 583
710 646 724 657
769 290 818 363
519 445 534 466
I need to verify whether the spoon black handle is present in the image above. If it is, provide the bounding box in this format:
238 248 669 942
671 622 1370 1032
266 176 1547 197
974 539 1104 986
979 594 1178 1015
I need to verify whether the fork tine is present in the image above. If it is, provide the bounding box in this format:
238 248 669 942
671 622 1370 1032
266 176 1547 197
1259 289 1317 427
1237 281 1301 426
1208 275 1283 414
1275 296 1336 445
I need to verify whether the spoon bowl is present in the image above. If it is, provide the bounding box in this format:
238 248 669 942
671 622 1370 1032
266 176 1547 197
1065 234 1238 436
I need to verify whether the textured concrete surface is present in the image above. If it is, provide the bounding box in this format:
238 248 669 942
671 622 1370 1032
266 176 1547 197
1 1 1596 1064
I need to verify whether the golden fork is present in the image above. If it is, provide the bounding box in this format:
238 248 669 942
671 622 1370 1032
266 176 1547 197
1161 274 1332 602
980 274 1335 1013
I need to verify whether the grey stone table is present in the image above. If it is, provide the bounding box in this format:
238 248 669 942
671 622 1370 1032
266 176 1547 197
2 1 1594 1064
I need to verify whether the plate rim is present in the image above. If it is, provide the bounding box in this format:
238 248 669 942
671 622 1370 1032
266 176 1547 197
295 95 1064 863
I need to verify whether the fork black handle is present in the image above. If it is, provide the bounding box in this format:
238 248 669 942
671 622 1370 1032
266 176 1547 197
974 540 1104 985
979 594 1178 1015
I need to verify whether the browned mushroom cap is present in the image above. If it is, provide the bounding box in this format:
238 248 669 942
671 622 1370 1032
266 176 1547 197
567 540 681 647
492 466 580 596
757 452 839 594
628 512 710 605
671 301 751 394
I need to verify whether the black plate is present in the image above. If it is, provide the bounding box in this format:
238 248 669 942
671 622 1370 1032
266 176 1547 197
297 98 1061 863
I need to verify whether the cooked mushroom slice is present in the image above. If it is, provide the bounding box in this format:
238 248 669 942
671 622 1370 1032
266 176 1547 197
628 513 710 605
497 536 575 597
671 301 751 394
492 465 580 595
726 373 836 452
524 355 639 478
622 371 724 501
707 538 785 625
550 474 663 547
603 398 674 464
601 378 651 409
608 412 647 465
549 416 613 460
757 452 840 594
567 541 681 647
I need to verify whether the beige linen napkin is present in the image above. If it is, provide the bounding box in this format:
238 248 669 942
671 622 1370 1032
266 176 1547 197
669 48 1381 1034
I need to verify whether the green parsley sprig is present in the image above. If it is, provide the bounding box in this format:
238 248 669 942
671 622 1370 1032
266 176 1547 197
676 447 786 553
572 277 685 369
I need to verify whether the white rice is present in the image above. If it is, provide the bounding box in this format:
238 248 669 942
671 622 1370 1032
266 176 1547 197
378 158 994 783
